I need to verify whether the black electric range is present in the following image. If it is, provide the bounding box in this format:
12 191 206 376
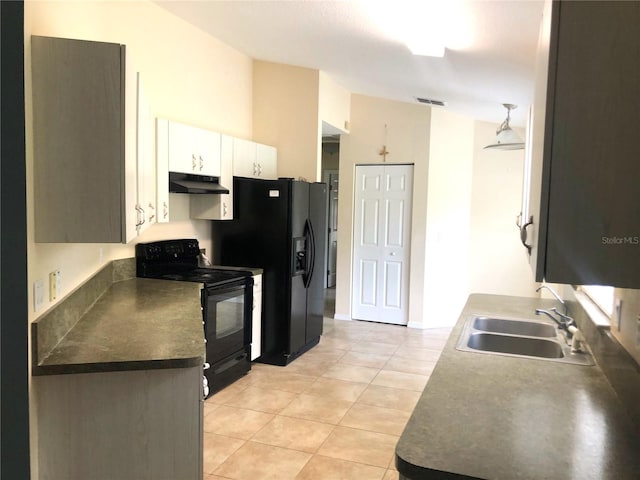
135 239 253 397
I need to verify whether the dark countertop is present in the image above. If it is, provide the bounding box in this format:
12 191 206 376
396 294 640 480
33 278 205 375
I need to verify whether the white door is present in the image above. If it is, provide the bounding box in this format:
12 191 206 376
352 164 413 325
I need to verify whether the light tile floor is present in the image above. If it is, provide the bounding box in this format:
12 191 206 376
203 288 452 480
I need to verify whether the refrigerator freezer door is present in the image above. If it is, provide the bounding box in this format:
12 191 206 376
289 181 310 354
306 182 328 343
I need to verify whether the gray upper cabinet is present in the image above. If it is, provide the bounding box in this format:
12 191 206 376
527 0 640 288
32 36 144 243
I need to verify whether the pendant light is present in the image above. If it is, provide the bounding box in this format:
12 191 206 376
484 104 525 150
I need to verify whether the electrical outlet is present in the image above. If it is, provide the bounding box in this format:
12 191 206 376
49 270 61 301
34 279 45 311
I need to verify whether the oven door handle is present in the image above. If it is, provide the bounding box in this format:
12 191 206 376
303 218 316 289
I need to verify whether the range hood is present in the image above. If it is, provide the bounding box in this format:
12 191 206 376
169 172 230 194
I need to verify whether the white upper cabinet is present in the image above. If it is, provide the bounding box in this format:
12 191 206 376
31 35 149 243
233 138 277 179
157 120 277 222
232 137 258 178
168 121 221 177
155 119 172 224
190 134 234 221
256 143 277 179
133 73 156 237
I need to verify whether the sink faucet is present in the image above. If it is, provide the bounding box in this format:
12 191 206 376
536 284 568 316
535 308 586 354
535 308 570 329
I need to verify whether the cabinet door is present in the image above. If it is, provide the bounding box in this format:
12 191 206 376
123 47 139 243
219 134 234 220
524 0 553 279
168 121 197 174
32 36 135 243
196 128 221 177
136 74 156 234
538 1 640 287
256 143 277 179
156 119 171 223
232 137 258 177
189 134 233 220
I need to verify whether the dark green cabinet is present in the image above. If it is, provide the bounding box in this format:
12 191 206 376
31 36 151 243
527 0 640 288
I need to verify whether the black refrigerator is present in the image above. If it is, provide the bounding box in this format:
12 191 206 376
212 177 327 366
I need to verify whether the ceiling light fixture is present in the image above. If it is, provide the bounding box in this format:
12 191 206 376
361 0 472 58
484 104 525 150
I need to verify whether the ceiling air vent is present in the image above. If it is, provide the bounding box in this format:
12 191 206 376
416 97 446 107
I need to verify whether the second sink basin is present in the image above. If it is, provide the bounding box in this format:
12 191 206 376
456 314 594 366
467 332 563 358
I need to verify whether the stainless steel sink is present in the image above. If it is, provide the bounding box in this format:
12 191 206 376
456 315 594 365
467 333 563 358
472 316 557 337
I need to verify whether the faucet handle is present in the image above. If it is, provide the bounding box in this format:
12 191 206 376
553 309 574 326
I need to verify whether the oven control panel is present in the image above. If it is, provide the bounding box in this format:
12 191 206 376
136 239 200 261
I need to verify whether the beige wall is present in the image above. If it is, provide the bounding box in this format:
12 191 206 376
24 1 254 476
319 71 351 135
469 121 537 297
419 109 475 327
253 61 321 182
336 94 431 325
335 100 537 329
25 0 253 319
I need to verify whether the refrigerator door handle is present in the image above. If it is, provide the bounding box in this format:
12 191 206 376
304 218 316 289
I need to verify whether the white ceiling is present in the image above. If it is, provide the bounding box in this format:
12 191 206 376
155 0 544 128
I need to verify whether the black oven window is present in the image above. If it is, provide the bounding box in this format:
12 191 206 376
216 295 244 338
204 281 249 364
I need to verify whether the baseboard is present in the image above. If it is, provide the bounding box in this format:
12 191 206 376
407 320 427 329
333 313 352 321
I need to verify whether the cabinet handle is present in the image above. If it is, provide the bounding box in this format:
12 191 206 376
519 215 534 255
192 154 197 170
223 202 228 216
257 163 262 176
148 203 155 222
163 201 168 219
199 155 204 171
135 205 145 228
253 162 258 176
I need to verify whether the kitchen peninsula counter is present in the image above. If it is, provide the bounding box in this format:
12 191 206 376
32 276 205 376
32 259 205 480
396 294 640 480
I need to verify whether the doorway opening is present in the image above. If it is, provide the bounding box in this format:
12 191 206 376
321 136 340 290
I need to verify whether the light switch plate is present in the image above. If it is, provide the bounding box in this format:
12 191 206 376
34 279 44 311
